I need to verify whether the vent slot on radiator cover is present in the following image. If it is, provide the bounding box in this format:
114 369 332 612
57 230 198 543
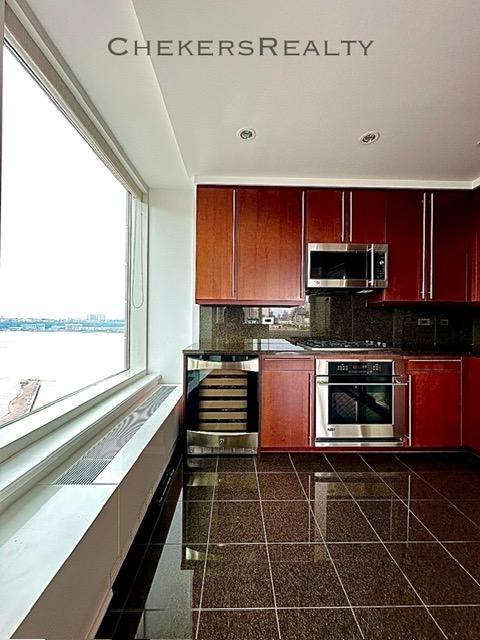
53 385 176 485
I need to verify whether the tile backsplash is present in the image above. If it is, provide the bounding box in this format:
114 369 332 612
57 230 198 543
199 295 478 350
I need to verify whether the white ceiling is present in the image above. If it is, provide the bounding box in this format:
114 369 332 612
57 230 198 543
24 1 480 188
26 0 189 188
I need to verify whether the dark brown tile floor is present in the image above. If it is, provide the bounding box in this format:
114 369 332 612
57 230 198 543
96 451 480 639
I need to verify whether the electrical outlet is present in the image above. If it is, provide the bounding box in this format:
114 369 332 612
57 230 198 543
418 318 432 327
439 319 449 327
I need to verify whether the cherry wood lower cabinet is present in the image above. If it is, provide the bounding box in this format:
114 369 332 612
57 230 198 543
260 356 315 449
462 357 480 451
407 359 462 448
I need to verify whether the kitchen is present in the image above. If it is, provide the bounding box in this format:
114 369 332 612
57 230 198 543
185 186 478 453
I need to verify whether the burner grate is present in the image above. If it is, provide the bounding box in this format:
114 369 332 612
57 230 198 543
287 338 390 351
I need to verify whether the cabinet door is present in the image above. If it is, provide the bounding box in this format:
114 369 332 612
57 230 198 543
408 360 461 447
371 190 424 304
349 190 386 243
470 190 480 302
195 187 235 303
236 188 304 304
305 189 344 243
462 357 480 451
430 191 470 303
261 368 313 448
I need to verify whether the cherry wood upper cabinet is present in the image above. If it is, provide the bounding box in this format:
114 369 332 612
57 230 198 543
305 190 345 243
349 190 386 243
430 191 470 303
260 357 314 449
195 187 235 303
471 189 480 303
407 359 462 448
236 188 304 304
369 190 425 304
369 190 471 305
306 189 385 244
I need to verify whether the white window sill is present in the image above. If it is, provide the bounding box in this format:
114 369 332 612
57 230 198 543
0 372 163 511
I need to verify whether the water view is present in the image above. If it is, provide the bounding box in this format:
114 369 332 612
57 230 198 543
0 331 126 427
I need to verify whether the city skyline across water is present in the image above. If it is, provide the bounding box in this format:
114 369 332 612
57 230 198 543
0 315 125 333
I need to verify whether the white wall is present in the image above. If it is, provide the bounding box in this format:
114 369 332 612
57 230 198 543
147 188 195 383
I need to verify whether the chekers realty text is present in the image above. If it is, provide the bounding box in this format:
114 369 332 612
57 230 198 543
107 37 374 57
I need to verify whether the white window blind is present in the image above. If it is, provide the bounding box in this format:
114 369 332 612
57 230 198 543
4 1 147 201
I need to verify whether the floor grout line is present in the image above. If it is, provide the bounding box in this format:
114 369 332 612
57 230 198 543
386 455 480 592
327 455 448 640
102 453 480 639
195 455 219 640
393 455 480 531
178 496 478 502
254 455 282 640
145 538 480 547
289 452 367 640
185 470 300 474
112 603 480 613
360 453 480 638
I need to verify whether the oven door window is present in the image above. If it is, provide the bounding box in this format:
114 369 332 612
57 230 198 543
310 250 369 281
328 384 393 425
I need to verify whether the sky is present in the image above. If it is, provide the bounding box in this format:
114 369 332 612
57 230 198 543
0 46 127 319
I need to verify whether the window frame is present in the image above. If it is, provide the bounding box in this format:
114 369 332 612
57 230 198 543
0 36 148 455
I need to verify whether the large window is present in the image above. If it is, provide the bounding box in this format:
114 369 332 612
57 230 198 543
0 45 130 428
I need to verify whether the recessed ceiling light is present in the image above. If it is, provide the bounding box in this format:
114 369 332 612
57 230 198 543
237 128 256 141
359 130 380 145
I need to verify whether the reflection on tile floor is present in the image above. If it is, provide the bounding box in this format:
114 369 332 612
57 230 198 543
96 452 480 639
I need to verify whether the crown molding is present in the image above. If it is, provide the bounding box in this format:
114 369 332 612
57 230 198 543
195 175 480 190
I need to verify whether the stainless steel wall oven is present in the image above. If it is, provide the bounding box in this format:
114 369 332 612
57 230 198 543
316 359 408 446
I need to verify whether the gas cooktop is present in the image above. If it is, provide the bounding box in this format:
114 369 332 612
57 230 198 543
287 338 391 351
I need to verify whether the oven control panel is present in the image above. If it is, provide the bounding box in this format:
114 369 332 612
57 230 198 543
328 361 393 376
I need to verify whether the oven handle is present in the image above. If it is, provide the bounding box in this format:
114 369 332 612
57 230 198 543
316 379 409 387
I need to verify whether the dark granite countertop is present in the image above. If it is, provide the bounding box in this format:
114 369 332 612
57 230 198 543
183 340 476 357
183 339 308 355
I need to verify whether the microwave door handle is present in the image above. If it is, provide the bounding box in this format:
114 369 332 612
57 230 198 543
421 193 426 300
349 191 353 242
370 245 375 287
430 193 434 299
365 245 374 287
301 191 305 295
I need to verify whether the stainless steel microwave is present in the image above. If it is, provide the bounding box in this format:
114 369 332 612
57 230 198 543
307 243 388 291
